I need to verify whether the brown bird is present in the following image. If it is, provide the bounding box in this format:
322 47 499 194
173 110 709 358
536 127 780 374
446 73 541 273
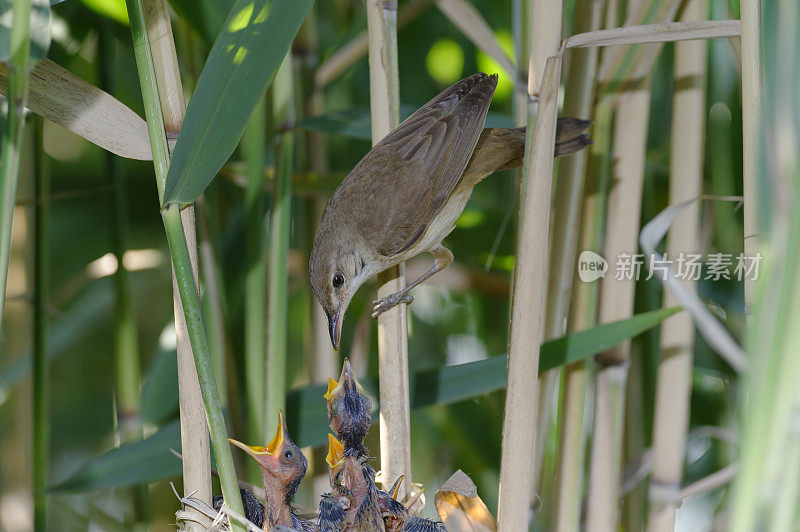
309 72 591 349
228 411 315 531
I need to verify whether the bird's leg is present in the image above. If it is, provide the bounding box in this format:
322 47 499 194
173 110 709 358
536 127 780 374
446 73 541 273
372 246 454 317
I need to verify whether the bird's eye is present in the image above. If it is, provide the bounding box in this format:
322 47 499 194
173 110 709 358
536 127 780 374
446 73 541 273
332 274 344 288
284 450 292 459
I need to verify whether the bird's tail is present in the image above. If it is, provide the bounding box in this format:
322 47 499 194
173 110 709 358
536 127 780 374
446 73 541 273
462 118 593 184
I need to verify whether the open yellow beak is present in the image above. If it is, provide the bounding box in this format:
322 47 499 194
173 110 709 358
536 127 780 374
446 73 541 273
326 433 344 469
324 377 339 401
229 410 287 465
323 358 363 403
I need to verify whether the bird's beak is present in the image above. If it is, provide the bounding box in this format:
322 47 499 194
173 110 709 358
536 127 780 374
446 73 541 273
228 410 287 468
326 433 344 470
340 358 363 395
327 287 347 351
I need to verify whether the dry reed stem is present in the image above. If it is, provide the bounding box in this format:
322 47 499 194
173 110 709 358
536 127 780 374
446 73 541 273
141 0 211 518
497 54 561 531
366 0 413 500
646 1 707 530
549 0 605 528
586 72 652 532
523 0 563 510
739 0 762 315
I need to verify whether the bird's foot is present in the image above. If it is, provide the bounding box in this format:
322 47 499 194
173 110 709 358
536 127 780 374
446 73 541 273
371 292 414 317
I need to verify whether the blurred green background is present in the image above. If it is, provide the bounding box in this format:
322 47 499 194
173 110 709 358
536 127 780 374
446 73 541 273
0 0 746 530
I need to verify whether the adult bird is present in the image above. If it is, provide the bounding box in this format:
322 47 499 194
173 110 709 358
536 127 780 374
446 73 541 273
309 72 592 349
228 410 315 531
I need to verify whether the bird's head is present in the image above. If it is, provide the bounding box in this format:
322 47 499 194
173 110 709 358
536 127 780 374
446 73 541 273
228 410 307 503
309 227 373 351
324 358 372 450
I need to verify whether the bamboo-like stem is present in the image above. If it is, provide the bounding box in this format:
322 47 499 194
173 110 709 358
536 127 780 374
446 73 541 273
197 196 229 408
523 0 563 511
647 1 707 530
512 0 531 126
550 1 605 529
366 0 412 499
586 32 652 532
265 53 295 441
0 0 32 347
99 27 148 527
497 0 563 514
32 118 49 531
100 30 143 449
124 0 244 527
771 403 800 531
244 97 268 448
297 7 338 386
739 0 761 317
297 11 339 499
730 1 800 528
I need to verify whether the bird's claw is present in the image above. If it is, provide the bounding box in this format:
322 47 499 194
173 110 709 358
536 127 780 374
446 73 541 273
371 292 414 317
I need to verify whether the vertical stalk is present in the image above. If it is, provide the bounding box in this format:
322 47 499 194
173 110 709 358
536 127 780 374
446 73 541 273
740 0 762 317
124 0 245 528
32 118 49 532
0 0 32 346
533 0 604 504
366 0 412 499
297 10 339 497
550 1 605 529
497 0 562 526
244 97 268 447
512 0 531 127
298 6 337 393
647 0 707 529
265 53 295 440
731 1 800 528
586 79 652 532
99 26 148 528
197 196 229 408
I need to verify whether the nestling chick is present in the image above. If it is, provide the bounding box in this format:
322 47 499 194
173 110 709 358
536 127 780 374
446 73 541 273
228 410 315 531
309 72 592 349
323 432 385 532
324 358 372 454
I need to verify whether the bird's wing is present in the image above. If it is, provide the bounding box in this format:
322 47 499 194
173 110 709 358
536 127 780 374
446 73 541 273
364 73 497 257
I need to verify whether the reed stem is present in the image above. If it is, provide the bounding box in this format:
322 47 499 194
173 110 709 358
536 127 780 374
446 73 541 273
366 0 413 499
647 1 707 529
550 1 605 528
731 1 800 528
739 0 762 317
586 64 652 532
125 0 244 527
32 117 49 532
497 0 563 514
99 27 148 526
266 53 295 440
244 97 268 447
0 0 32 347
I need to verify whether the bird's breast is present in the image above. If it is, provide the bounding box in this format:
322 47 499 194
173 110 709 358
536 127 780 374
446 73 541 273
399 186 474 260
